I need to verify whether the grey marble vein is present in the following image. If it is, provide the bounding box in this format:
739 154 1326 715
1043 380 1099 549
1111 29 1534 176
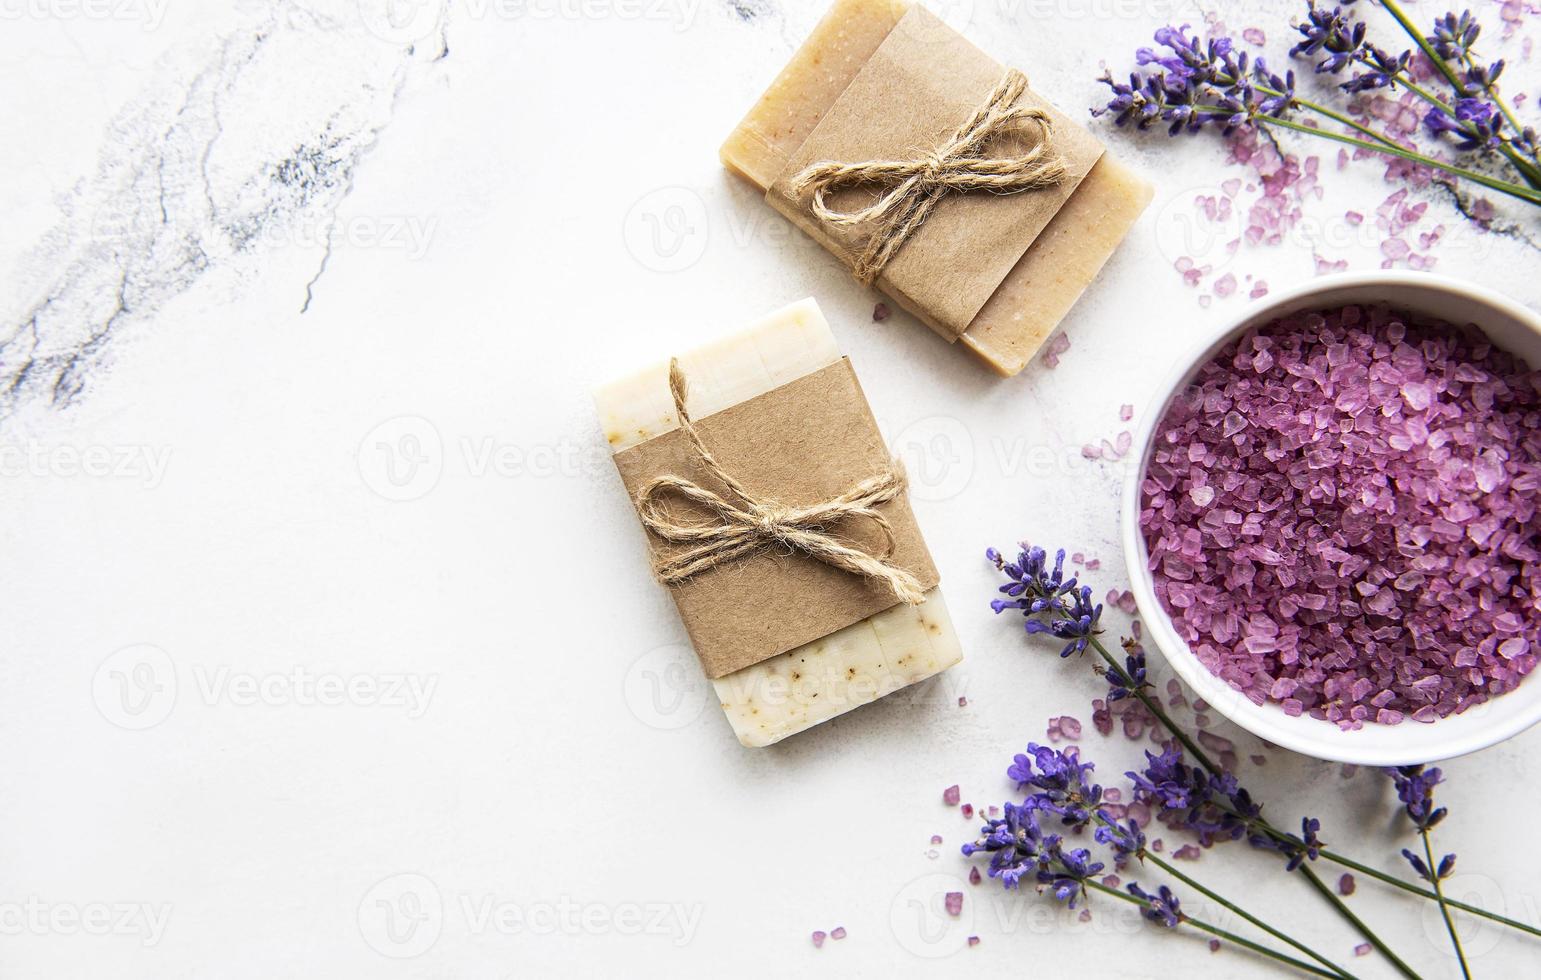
0 0 450 422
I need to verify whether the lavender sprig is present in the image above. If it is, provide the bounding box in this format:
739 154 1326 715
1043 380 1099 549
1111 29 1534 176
1390 766 1470 978
1095 15 1541 209
966 742 1355 978
987 545 1422 977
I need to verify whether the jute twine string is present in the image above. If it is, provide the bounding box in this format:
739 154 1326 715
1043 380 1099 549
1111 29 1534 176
636 359 928 606
789 69 1067 285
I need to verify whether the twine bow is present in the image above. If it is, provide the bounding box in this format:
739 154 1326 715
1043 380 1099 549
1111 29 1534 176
789 69 1067 286
635 360 927 606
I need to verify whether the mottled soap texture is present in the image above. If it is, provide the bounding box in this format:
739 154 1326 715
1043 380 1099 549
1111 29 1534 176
1140 303 1541 729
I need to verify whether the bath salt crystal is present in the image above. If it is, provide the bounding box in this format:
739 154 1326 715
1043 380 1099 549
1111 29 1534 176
1140 303 1541 727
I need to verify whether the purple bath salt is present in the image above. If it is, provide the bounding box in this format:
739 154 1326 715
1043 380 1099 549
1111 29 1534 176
1140 304 1541 728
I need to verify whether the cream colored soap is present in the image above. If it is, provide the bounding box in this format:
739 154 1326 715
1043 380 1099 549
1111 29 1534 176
720 0 1153 377
595 298 962 746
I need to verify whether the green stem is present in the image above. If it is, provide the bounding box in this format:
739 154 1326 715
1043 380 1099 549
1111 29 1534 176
1259 115 1541 206
1421 830 1472 979
1137 843 1356 978
1088 636 1421 980
1313 844 1541 937
1375 0 1541 189
1083 879 1341 978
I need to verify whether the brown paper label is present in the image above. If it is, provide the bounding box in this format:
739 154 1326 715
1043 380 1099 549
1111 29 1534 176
766 6 1104 340
612 359 939 679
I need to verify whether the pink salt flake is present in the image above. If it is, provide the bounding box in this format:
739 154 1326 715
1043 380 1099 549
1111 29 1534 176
1249 281 1269 300
1242 27 1266 45
1042 332 1072 369
812 931 827 948
1056 715 1083 739
1173 844 1202 860
943 785 960 806
958 696 968 707
945 892 964 917
1345 210 1364 225
961 803 974 819
1339 874 1356 896
831 926 847 940
1120 404 1134 422
1355 943 1372 957
1210 939 1222 953
969 866 982 885
931 835 943 845
1082 444 1102 460
968 935 980 947
1139 303 1541 725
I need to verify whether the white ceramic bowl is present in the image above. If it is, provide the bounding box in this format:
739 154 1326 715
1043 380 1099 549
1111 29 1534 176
1122 271 1541 765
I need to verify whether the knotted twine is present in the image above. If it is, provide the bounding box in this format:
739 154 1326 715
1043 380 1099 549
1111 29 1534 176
789 69 1067 286
636 359 928 607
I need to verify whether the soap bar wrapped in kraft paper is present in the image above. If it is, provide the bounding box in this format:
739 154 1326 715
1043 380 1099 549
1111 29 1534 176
594 298 963 746
722 0 1154 377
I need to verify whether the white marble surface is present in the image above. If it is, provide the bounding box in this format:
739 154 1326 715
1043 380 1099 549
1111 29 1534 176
3 0 1540 976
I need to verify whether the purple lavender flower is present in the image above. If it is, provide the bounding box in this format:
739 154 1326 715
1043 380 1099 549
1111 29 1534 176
962 801 1058 889
1388 765 1448 831
1254 816 1325 871
1291 3 1367 74
1402 847 1456 883
1093 815 1146 869
1341 45 1412 93
1425 98 1504 150
1127 882 1183 928
1010 743 1103 828
1428 10 1481 61
1042 847 1105 908
989 546 1103 657
1128 746 1209 810
1106 639 1148 703
1095 24 1292 138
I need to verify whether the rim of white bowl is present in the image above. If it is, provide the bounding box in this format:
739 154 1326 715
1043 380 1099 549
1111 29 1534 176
1121 271 1541 765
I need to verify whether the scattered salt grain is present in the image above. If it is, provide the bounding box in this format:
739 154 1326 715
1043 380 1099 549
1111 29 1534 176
931 835 943 845
945 892 964 917
872 302 890 322
1355 943 1372 957
1339 874 1356 896
969 866 982 885
943 785 960 806
812 931 827 948
1042 333 1071 369
968 935 980 947
831 926 846 940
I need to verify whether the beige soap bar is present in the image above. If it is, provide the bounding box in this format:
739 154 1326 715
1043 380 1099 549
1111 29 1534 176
721 0 1153 377
595 298 963 746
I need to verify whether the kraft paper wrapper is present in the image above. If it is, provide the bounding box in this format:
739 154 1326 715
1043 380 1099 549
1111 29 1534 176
766 7 1105 341
612 358 939 679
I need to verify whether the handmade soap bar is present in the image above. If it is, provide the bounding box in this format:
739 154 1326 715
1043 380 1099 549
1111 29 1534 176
721 0 1153 377
595 299 963 746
